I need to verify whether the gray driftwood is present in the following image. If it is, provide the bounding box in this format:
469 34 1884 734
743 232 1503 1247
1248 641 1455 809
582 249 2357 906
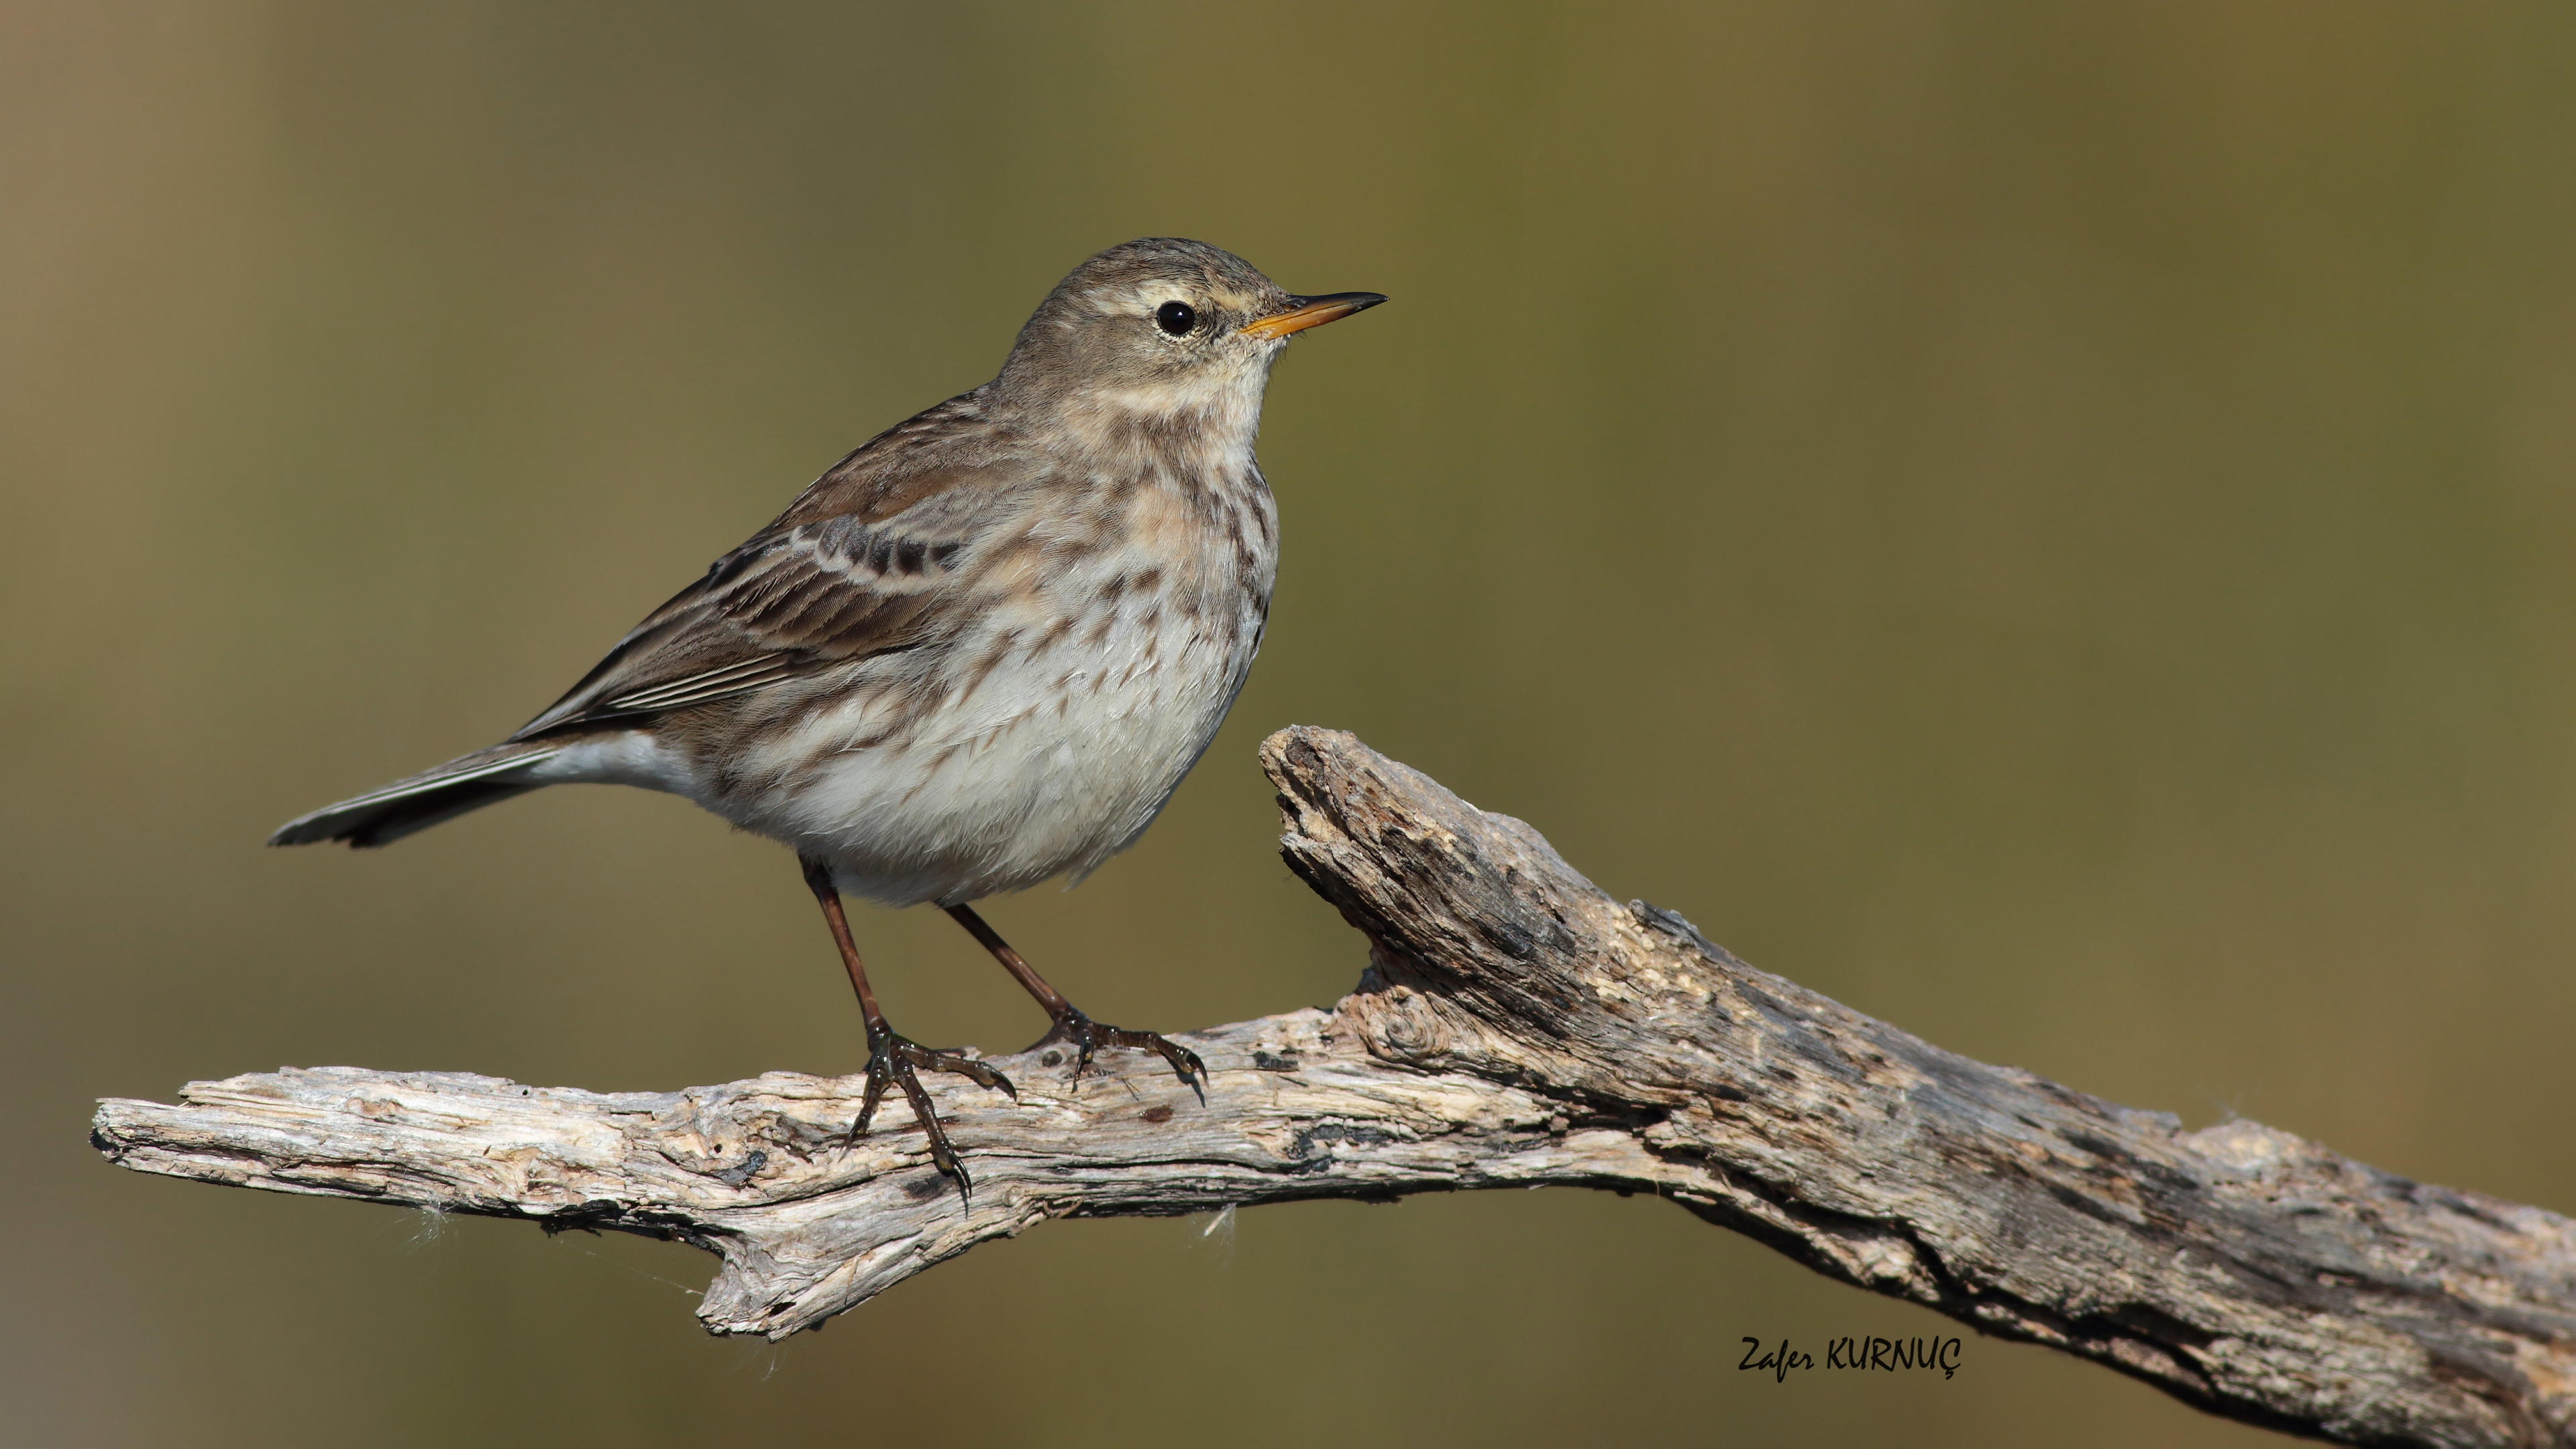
96 728 2576 1446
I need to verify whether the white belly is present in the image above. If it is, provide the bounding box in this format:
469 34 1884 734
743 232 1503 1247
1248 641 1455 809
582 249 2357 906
531 626 1256 905
758 607 1258 904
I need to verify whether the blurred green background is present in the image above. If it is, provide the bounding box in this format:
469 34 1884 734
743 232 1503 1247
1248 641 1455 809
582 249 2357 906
7 3 2574 1444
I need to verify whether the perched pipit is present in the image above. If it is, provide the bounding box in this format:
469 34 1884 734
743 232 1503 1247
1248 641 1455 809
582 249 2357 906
273 238 1384 1192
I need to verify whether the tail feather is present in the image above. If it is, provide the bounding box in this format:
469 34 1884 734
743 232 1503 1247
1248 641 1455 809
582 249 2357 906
269 742 562 849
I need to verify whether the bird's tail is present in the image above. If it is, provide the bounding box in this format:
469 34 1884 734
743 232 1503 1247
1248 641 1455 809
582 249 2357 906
268 741 564 849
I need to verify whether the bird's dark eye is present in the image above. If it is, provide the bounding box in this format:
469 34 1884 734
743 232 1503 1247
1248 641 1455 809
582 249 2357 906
1155 301 1197 336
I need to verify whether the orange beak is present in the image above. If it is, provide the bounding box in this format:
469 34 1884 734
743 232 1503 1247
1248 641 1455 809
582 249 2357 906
1238 291 1388 341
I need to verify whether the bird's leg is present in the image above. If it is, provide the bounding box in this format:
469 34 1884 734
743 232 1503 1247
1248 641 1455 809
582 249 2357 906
800 857 1014 1196
941 902 1205 1100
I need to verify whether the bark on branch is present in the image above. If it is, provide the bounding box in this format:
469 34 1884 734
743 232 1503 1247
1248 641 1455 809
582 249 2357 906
95 728 2576 1446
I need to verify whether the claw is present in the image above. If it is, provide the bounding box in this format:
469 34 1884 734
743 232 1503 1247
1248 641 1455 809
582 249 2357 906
845 1026 1010 1201
1163 1041 1210 1106
956 1057 1018 1100
1034 1008 1205 1101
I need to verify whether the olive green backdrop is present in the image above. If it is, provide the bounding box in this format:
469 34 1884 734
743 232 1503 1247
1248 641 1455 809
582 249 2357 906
7 3 2573 1445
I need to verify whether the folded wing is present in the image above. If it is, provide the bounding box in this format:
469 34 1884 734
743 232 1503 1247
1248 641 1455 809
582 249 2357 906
511 458 1025 741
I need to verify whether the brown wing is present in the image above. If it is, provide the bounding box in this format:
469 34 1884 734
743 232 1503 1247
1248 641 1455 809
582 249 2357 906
510 406 1036 740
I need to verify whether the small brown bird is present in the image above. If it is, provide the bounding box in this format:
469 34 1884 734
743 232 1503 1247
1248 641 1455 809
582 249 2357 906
272 238 1384 1191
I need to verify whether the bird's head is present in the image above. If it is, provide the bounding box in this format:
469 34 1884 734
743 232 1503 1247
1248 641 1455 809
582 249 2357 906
996 237 1383 451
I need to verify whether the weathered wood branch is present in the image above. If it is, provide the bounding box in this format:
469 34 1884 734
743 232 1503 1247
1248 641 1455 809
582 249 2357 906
97 728 2576 1446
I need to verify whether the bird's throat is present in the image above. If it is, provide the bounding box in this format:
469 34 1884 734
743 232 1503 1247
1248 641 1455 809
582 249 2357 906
1055 368 1271 482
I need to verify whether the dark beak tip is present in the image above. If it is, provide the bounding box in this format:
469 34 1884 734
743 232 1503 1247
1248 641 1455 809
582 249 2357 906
1293 291 1388 311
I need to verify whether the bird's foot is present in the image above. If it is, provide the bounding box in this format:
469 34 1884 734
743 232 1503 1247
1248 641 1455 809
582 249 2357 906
851 1027 1016 1199
1032 1006 1206 1102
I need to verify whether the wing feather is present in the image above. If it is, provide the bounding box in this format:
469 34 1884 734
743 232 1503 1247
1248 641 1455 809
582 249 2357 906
509 440 1034 741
